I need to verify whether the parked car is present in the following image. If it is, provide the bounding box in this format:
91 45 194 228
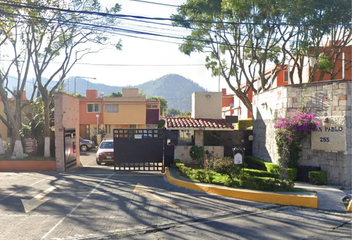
96 139 114 165
79 137 96 152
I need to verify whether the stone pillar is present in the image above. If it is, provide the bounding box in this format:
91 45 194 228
195 130 204 146
54 94 65 171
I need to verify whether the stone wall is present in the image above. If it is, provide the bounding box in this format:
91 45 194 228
54 93 80 171
253 80 352 186
174 145 224 164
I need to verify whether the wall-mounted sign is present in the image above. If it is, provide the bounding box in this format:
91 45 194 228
311 125 346 152
234 153 243 165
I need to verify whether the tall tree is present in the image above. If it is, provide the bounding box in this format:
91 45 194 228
172 0 351 112
0 2 37 158
13 0 122 157
172 0 294 112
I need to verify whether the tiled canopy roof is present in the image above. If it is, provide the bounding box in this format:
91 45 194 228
166 117 234 129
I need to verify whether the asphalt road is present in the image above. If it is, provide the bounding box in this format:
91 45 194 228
0 151 351 240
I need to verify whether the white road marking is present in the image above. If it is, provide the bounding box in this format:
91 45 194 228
41 173 115 240
21 186 57 213
0 177 55 202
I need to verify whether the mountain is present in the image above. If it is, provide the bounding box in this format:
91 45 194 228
66 74 206 112
11 74 206 112
137 74 207 112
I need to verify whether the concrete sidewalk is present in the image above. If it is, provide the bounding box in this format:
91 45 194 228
294 182 352 212
167 168 351 212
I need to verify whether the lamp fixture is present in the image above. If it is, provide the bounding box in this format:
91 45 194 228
323 117 330 127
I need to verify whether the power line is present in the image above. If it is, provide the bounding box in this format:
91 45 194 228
0 1 349 27
126 0 179 8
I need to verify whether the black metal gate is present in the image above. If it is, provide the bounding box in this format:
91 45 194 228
64 128 77 170
113 129 164 171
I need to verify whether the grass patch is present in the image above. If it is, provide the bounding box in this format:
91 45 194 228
175 164 295 192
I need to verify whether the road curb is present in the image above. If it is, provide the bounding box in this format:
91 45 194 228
165 167 318 208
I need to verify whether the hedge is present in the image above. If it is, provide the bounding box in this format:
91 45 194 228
264 162 297 181
244 156 267 171
309 171 327 185
238 175 294 191
174 161 294 191
243 169 278 178
287 168 298 182
265 162 280 173
236 118 253 130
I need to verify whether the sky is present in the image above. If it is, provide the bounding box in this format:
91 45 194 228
60 0 231 93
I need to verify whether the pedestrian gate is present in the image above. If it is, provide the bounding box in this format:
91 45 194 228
64 128 77 170
113 129 165 171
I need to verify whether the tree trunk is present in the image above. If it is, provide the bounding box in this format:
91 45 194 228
0 138 5 155
11 123 24 158
43 96 51 157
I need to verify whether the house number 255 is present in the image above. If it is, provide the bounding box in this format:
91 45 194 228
320 137 330 142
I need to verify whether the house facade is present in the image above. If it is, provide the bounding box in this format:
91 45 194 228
79 88 161 139
221 88 252 120
165 91 252 164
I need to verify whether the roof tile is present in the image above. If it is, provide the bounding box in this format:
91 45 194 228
166 117 234 129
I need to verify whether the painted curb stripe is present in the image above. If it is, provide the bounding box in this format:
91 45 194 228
347 200 352 211
165 167 318 208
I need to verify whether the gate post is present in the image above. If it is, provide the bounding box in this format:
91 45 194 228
162 129 165 173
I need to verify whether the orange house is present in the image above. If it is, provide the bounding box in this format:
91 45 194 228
221 87 253 120
79 88 161 139
309 42 352 82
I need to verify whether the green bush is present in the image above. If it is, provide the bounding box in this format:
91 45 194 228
193 170 214 184
309 171 327 185
189 146 204 167
244 156 267 171
158 120 165 129
172 159 182 167
265 162 297 181
265 162 280 173
209 157 242 180
287 168 298 181
175 162 191 174
243 169 279 178
236 118 253 130
239 175 294 191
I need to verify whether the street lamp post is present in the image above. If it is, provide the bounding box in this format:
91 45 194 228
73 76 97 94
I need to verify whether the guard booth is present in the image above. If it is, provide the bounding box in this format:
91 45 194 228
113 129 166 171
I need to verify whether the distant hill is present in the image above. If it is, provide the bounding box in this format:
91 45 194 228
63 74 206 112
9 74 207 112
137 74 207 112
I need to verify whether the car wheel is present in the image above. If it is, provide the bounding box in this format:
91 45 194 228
80 144 88 152
96 158 102 165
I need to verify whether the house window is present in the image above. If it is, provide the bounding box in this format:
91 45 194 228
105 104 119 113
147 104 158 109
284 71 289 82
87 103 100 113
130 124 136 129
